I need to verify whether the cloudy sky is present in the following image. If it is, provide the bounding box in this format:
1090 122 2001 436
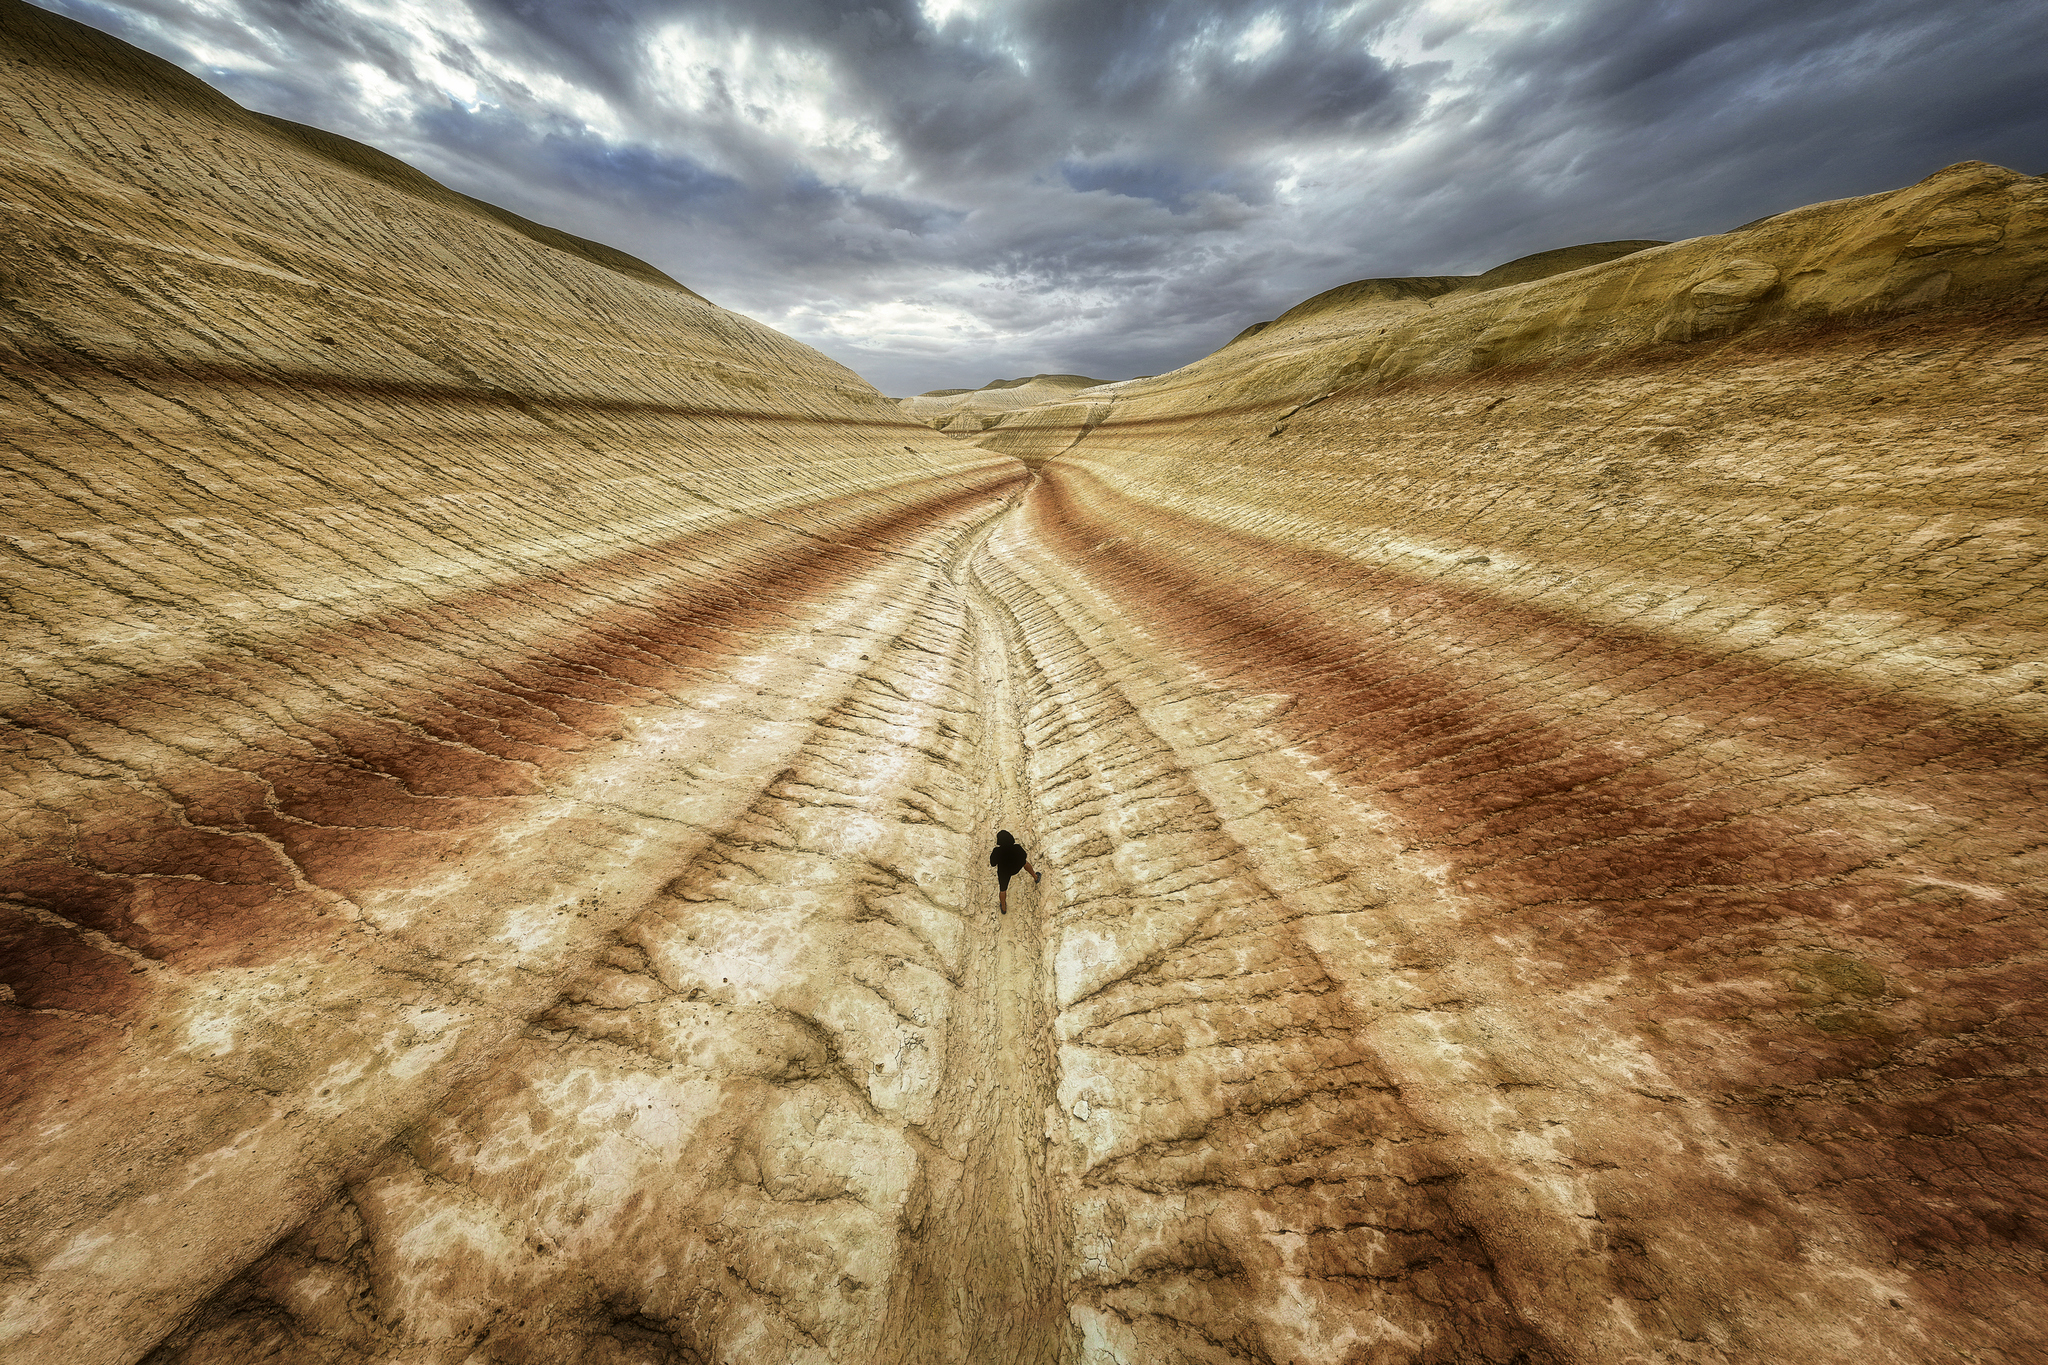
32 0 2048 395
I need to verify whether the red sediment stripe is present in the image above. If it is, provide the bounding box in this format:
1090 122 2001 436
1027 462 2040 974
0 908 147 1016
1070 305 2045 435
1027 462 2048 1267
0 468 1022 993
0 468 1018 1119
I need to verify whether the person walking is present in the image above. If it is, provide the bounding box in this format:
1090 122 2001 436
989 829 1039 913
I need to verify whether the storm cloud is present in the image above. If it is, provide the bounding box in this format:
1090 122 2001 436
29 0 2048 394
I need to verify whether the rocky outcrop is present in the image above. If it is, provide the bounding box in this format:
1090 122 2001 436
3 5 2045 1364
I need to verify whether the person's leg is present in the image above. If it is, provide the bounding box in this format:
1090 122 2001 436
998 869 1012 912
1024 858 1040 884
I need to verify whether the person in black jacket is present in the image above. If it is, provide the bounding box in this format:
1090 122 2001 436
989 829 1040 913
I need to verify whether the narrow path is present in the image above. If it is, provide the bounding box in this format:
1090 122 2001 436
875 476 1068 1365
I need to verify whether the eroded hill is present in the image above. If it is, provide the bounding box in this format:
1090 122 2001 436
900 373 1115 434
2 5 2045 1365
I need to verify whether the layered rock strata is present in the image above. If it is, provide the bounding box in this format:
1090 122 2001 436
4 5 2047 1364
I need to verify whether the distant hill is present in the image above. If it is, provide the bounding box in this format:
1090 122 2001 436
899 373 1113 430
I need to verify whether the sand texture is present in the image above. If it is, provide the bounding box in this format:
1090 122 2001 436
3 5 2046 1364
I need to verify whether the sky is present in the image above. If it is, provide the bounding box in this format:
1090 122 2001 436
30 0 2048 396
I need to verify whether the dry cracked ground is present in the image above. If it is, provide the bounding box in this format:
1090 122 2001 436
3 5 2047 1364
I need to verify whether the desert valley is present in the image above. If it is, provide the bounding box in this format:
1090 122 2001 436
2 3 2046 1362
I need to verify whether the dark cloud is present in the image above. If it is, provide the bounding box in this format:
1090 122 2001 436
28 0 2048 394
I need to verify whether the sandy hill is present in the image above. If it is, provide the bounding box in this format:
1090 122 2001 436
1224 238 1670 345
4 2 2046 1363
972 184 2042 461
897 372 1111 430
967 240 1669 462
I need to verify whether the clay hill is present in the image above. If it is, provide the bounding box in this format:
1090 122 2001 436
2 4 2045 1364
900 373 1113 433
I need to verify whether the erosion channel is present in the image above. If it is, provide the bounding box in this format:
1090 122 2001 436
876 481 1067 1365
